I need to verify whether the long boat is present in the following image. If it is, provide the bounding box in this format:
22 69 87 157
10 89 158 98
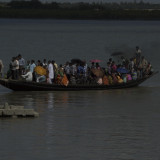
0 72 158 91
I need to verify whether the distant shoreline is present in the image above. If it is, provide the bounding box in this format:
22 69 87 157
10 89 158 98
0 1 160 20
0 8 160 20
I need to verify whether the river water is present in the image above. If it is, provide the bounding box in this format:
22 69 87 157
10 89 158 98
0 19 160 160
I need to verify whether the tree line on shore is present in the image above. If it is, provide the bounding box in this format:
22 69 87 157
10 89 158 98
0 0 160 20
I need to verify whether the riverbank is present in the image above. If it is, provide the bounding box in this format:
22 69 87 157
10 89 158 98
0 8 160 20
0 1 160 20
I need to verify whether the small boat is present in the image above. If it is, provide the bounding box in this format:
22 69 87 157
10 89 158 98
0 71 158 91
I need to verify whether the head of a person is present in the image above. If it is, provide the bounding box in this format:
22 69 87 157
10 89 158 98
37 60 41 66
31 60 35 64
12 57 15 61
96 63 99 68
18 54 22 59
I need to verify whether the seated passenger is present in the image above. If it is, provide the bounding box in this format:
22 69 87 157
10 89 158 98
58 64 64 77
97 78 103 85
61 74 69 86
21 69 33 82
70 75 76 84
108 75 113 85
102 75 109 85
127 74 132 81
132 70 137 80
112 73 118 84
36 75 46 83
117 74 123 83
122 74 127 83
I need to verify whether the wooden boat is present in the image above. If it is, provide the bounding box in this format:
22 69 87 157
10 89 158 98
0 71 158 91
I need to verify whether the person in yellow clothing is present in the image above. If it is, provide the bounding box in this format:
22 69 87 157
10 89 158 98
117 74 123 83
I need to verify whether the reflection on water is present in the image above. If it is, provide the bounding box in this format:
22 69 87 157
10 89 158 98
0 85 160 110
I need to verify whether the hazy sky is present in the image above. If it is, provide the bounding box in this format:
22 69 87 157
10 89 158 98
0 0 160 3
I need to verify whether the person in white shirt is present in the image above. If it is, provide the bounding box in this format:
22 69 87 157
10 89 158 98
48 60 54 84
21 69 33 82
18 54 25 75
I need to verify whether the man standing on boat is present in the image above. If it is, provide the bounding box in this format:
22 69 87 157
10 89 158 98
0 59 4 78
48 60 54 84
136 46 141 65
18 54 25 75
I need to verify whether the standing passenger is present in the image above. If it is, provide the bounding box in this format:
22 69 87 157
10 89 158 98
141 56 148 74
18 54 25 75
15 57 19 79
30 60 36 81
64 62 70 81
11 57 19 79
30 60 36 73
0 59 4 78
48 60 54 84
26 60 31 72
136 46 141 65
43 59 48 68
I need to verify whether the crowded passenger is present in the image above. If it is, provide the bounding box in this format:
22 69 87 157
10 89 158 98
4 47 153 86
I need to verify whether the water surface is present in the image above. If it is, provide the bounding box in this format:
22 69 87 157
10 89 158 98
0 19 160 160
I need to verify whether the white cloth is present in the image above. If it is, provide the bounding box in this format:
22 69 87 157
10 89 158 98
48 63 54 79
22 71 33 82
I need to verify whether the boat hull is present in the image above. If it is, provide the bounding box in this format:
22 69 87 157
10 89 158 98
0 72 158 91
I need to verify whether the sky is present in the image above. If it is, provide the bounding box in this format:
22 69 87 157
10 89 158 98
0 0 160 3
